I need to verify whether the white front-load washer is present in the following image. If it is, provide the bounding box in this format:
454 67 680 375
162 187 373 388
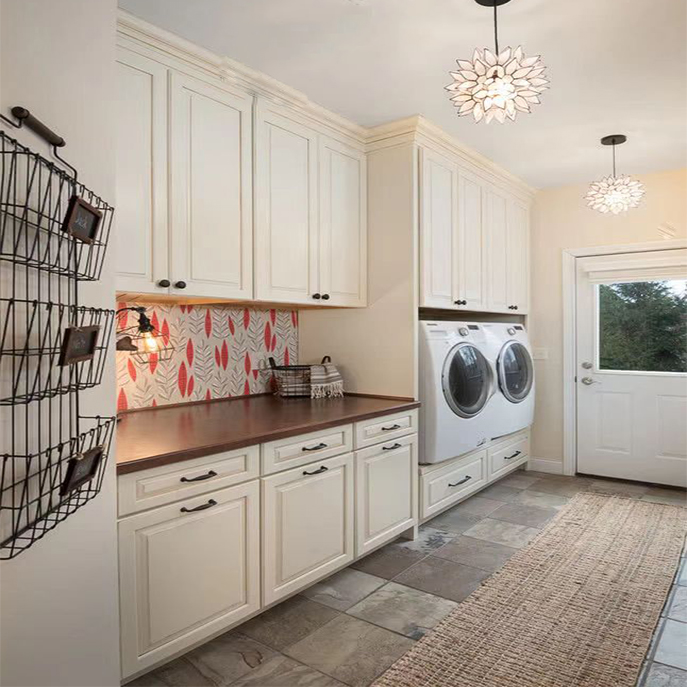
482 323 535 439
419 321 496 464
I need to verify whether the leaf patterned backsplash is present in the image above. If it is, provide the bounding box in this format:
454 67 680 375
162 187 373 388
116 302 298 411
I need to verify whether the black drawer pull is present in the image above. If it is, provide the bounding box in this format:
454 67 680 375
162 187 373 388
382 443 402 451
181 499 217 513
381 424 401 431
504 451 522 460
449 475 472 487
180 470 217 483
303 466 329 476
302 442 328 452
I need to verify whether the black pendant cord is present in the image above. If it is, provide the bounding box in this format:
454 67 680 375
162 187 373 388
493 1 499 54
612 144 617 178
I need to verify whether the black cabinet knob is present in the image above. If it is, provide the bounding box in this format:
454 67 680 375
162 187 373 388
174 281 187 289
514 305 519 310
312 293 321 300
157 279 171 288
321 294 330 301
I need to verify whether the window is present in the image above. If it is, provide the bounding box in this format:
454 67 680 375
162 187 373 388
598 280 687 373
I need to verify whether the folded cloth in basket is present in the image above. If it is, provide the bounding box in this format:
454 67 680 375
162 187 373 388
310 359 344 399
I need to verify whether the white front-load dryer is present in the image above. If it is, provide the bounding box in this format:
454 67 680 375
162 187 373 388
419 321 496 464
482 323 535 439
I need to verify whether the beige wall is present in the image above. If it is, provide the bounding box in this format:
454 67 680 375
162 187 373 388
529 168 687 467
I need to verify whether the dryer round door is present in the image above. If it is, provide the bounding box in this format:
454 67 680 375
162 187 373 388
497 341 534 403
441 342 493 418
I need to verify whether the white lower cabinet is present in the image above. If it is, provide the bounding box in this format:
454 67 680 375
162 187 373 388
118 481 260 679
262 452 355 605
355 434 418 556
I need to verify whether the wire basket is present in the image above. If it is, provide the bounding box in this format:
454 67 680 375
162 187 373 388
0 129 114 281
0 415 115 560
0 299 115 405
268 356 331 398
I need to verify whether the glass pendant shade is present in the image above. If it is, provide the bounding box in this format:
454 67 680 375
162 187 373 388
446 46 548 123
585 175 645 215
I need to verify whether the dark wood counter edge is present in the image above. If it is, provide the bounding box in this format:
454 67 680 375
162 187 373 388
116 398 421 475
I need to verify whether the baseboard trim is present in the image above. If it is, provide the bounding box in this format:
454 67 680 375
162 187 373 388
527 457 564 475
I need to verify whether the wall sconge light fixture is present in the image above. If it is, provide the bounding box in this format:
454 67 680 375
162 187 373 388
116 306 174 363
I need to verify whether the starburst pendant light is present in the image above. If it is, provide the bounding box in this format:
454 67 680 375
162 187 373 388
445 0 549 124
585 135 645 214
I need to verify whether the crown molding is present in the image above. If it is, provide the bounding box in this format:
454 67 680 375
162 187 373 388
117 10 534 195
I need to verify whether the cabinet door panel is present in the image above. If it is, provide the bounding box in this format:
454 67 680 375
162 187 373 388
119 481 260 679
485 187 510 313
255 103 318 304
319 138 367 307
262 453 354 605
356 434 417 556
507 200 530 313
115 49 168 294
169 73 253 299
420 149 458 309
457 172 486 310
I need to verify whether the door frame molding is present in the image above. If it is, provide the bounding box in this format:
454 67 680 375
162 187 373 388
561 238 687 476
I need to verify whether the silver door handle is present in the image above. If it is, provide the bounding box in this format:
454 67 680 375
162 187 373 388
581 377 599 385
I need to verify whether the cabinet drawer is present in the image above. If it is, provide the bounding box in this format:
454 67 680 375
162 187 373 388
261 424 353 475
262 452 354 605
118 446 260 517
355 434 418 556
489 434 529 480
421 450 486 520
354 409 418 449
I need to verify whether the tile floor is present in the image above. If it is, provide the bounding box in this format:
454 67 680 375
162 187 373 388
130 470 687 687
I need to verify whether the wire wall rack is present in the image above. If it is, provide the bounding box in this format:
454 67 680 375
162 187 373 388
0 108 115 559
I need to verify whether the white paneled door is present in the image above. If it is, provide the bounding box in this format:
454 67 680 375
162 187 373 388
169 73 253 299
576 250 687 486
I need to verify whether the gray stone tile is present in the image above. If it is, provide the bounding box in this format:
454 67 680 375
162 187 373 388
395 525 456 552
347 581 459 639
433 535 517 572
129 632 279 686
463 518 540 549
394 556 491 602
643 662 687 686
643 487 687 508
667 587 687 624
588 478 650 498
655 619 687 670
350 544 426 579
285 614 414 687
230 655 346 687
446 495 504 517
240 595 339 650
497 472 542 490
527 476 592 498
490 502 559 528
679 560 687 586
301 568 385 611
477 483 523 503
424 509 482 535
515 489 570 510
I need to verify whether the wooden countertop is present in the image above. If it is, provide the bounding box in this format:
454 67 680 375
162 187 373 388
116 394 420 474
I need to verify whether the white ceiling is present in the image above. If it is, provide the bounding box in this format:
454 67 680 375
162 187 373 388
119 0 687 188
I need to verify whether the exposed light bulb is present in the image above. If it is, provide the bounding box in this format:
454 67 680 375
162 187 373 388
141 331 159 353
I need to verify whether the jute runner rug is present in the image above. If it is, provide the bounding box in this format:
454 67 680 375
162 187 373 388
374 492 687 687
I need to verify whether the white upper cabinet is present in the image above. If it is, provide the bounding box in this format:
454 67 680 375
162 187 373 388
506 199 530 313
484 186 510 313
457 171 486 311
254 100 367 307
115 49 168 294
254 102 319 304
318 137 367 307
169 73 253 299
420 148 458 309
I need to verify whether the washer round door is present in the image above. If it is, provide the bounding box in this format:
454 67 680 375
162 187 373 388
441 342 493 418
497 341 534 403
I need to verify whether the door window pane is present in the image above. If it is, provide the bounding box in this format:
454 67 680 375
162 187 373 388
598 280 687 372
